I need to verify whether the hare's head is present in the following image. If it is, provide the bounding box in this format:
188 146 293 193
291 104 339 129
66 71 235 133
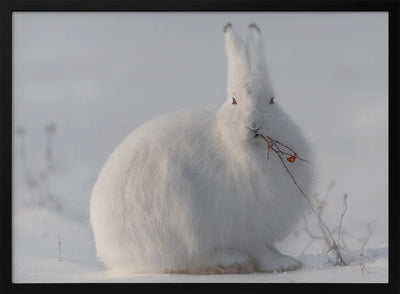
218 23 276 144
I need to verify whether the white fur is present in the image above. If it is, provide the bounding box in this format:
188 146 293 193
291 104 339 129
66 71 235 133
90 23 313 274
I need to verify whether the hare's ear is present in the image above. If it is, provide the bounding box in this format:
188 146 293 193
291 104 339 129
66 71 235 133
224 23 249 91
246 23 267 74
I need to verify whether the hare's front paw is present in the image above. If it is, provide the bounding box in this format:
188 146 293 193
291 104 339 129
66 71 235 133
254 247 302 273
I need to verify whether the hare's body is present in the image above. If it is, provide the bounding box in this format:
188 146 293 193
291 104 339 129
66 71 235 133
91 23 313 274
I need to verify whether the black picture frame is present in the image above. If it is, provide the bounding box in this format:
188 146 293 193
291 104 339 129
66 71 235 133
1 0 398 293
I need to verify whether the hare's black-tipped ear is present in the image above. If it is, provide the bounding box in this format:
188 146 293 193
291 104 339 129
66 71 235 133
247 23 267 73
248 23 260 32
223 23 232 33
224 23 249 90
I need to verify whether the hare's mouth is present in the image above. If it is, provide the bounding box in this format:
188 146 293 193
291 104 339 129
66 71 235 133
246 126 262 138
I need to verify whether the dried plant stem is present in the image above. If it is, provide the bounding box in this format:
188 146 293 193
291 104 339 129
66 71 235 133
16 128 37 200
261 135 309 163
322 181 335 207
16 124 59 208
57 234 62 262
299 215 326 256
359 224 373 275
337 194 348 246
257 134 347 266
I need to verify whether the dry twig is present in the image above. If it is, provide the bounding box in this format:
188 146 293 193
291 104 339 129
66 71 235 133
57 234 62 262
359 224 373 275
257 134 348 266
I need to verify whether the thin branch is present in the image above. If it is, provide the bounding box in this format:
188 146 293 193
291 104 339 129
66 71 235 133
337 194 348 246
265 135 309 163
57 234 62 262
359 224 373 275
361 224 373 251
323 181 335 204
299 215 327 256
257 133 347 266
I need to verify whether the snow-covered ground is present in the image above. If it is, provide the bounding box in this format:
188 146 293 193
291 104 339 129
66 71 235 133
12 12 388 283
12 206 388 283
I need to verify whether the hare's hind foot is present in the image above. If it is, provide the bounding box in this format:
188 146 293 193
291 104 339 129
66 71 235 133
218 263 255 274
174 263 254 275
171 249 254 274
256 255 301 273
204 263 255 274
254 245 302 273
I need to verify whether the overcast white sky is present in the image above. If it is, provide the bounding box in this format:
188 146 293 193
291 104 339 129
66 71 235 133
12 12 388 249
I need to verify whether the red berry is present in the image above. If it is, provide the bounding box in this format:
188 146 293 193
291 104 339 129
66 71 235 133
287 156 296 163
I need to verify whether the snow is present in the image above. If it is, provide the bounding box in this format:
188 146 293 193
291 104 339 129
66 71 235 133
12 12 388 283
13 206 387 283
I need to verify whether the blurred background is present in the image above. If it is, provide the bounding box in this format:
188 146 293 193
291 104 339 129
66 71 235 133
12 12 388 281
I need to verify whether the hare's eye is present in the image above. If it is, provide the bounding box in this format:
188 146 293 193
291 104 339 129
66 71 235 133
269 97 274 104
232 97 237 105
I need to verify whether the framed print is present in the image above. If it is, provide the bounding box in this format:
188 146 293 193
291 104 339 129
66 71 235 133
1 0 398 292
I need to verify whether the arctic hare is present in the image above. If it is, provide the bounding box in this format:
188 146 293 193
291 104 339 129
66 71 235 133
90 23 313 274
